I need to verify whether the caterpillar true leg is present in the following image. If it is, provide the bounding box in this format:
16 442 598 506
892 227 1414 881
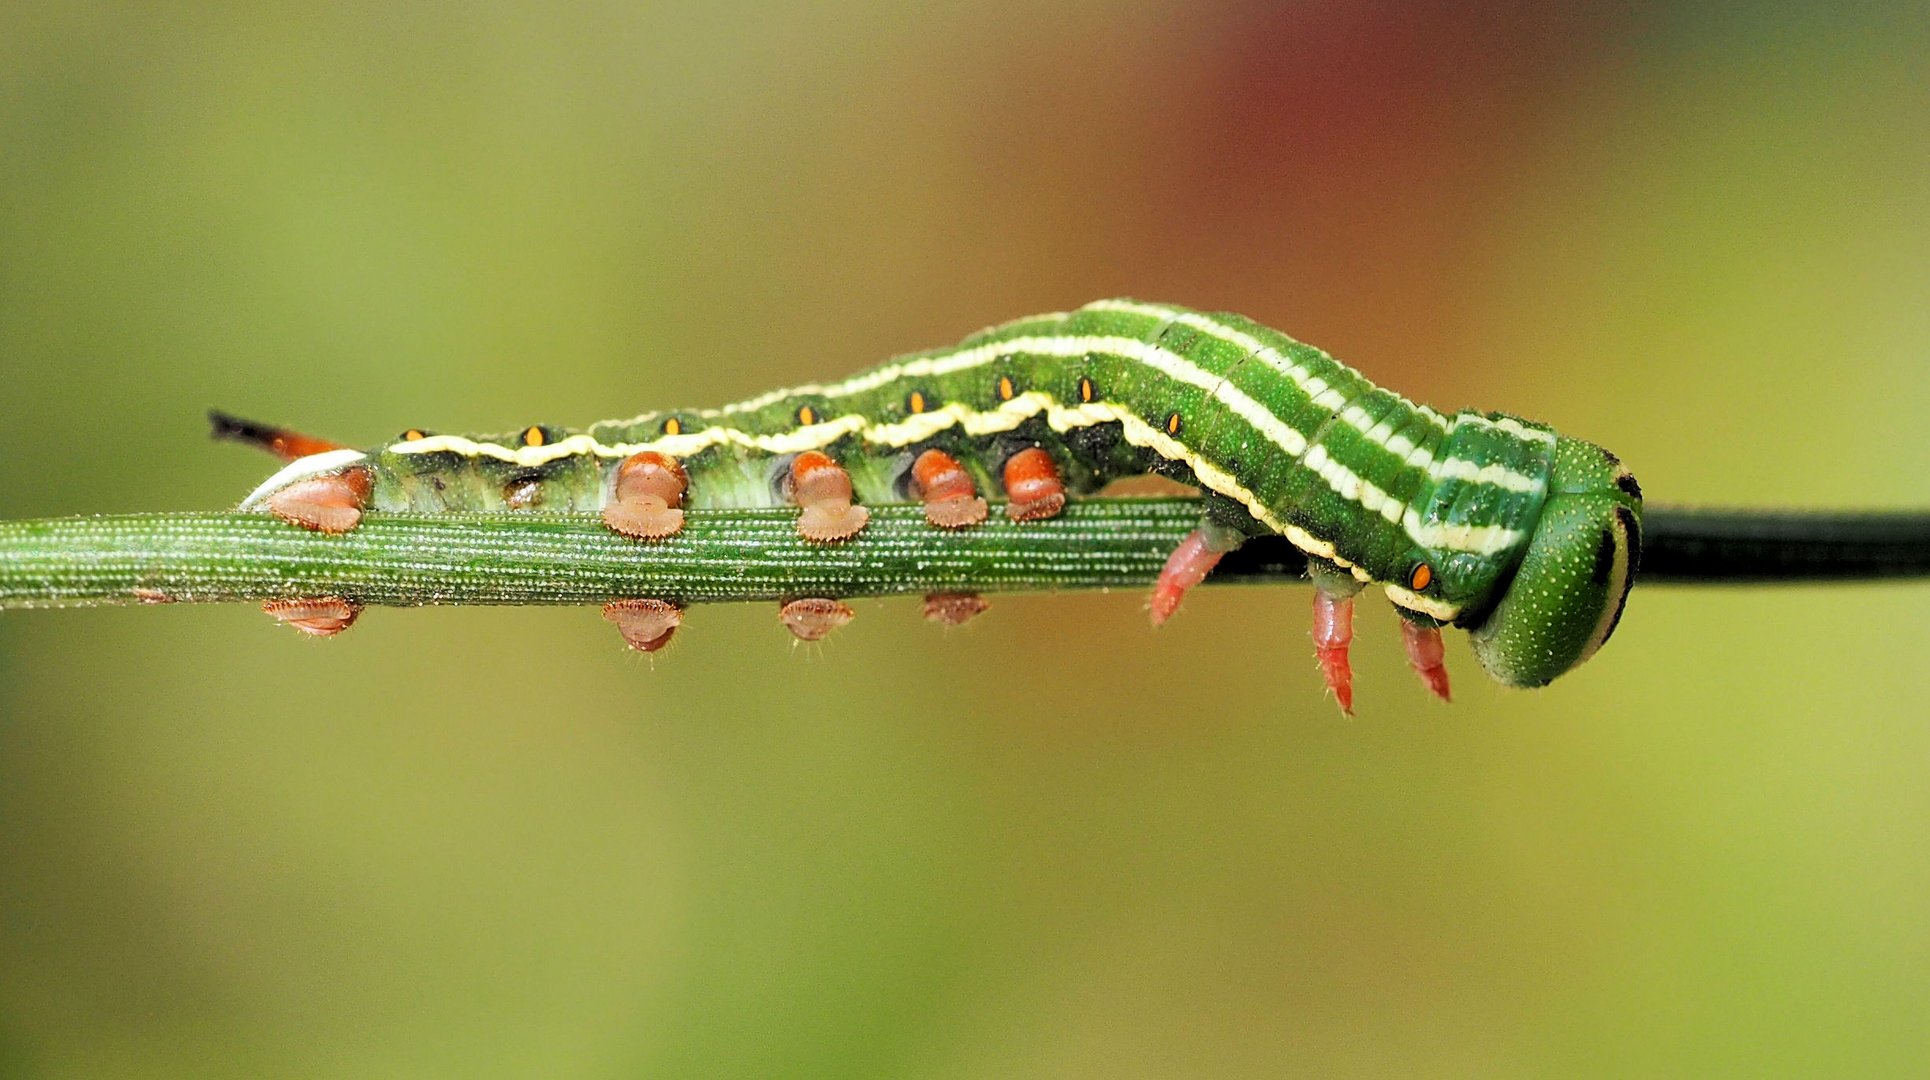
604 598 684 652
264 467 372 534
262 597 361 637
922 592 990 625
1399 617 1452 703
1307 561 1366 715
789 452 870 542
909 449 989 529
1001 447 1066 521
1149 523 1247 625
779 597 855 641
603 451 689 539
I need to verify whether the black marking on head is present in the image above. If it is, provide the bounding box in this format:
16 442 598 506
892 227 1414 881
1616 471 1643 500
1078 376 1096 403
1615 505 1643 580
1598 505 1642 646
1591 527 1618 585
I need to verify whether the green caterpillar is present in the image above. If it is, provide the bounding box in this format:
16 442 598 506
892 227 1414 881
222 298 1643 709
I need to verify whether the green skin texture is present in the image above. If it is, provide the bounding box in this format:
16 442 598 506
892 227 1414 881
290 300 1641 687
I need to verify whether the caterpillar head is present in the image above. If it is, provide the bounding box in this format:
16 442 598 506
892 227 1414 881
1468 436 1643 687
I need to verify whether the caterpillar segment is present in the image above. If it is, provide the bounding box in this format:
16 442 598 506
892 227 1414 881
222 298 1644 701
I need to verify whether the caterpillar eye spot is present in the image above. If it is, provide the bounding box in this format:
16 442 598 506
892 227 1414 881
662 416 683 436
797 405 818 426
907 390 927 414
1409 562 1434 591
1165 412 1183 436
997 375 1016 402
1078 377 1095 403
403 429 427 441
523 426 547 447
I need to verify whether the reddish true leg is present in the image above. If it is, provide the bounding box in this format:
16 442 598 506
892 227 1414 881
263 597 361 637
910 449 988 528
1150 529 1227 626
603 451 689 539
790 451 870 541
1400 619 1452 703
923 592 990 625
1001 447 1066 522
265 467 372 534
1312 588 1356 716
603 598 684 652
779 597 855 641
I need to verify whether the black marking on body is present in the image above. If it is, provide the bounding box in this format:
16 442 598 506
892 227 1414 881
502 471 546 509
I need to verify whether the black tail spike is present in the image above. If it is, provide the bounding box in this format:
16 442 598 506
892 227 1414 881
207 409 349 462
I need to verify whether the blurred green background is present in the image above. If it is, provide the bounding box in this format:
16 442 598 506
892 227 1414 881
4 3 1928 1077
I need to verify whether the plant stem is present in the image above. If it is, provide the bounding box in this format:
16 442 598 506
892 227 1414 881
3 502 1926 611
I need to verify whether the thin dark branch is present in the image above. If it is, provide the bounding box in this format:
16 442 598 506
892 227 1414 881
1633 507 1930 583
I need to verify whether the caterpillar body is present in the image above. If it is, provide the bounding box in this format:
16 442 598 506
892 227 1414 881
222 298 1643 708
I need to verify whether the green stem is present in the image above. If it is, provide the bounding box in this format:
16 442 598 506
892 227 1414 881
3 502 1926 611
0 501 1300 609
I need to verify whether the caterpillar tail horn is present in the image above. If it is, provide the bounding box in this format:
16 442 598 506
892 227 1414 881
208 409 351 462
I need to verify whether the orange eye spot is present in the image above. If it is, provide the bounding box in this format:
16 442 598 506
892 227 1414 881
997 375 1015 401
403 429 426 441
1166 412 1183 436
1078 377 1095 403
523 426 546 447
1410 563 1434 591
662 417 683 436
797 405 818 426
908 390 926 414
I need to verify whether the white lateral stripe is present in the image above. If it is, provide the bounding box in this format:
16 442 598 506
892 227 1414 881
1430 456 1545 493
398 334 1317 467
593 306 1545 491
1079 299 1451 439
